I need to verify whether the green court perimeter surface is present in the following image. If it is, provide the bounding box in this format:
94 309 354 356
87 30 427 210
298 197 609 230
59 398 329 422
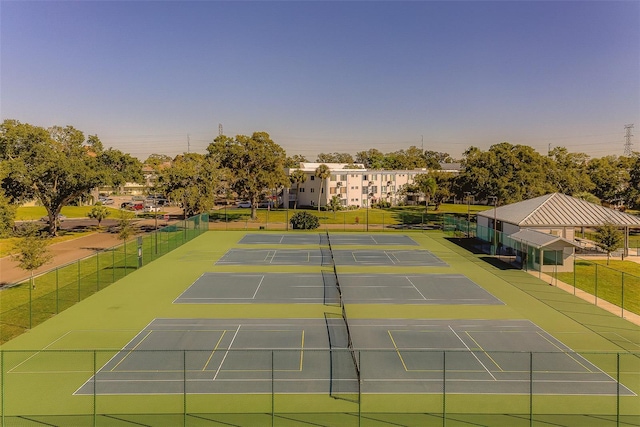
1 231 639 427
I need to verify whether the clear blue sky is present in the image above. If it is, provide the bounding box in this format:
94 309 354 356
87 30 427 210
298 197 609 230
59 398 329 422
1 1 638 161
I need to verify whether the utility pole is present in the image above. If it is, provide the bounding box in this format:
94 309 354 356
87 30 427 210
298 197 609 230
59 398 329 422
219 123 223 136
624 124 634 156
187 134 190 153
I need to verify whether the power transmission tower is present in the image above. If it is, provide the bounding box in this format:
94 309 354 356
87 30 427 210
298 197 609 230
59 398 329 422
218 123 223 136
187 133 190 153
624 124 634 156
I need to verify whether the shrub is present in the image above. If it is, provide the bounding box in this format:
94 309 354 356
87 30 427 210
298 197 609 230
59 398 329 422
289 211 320 230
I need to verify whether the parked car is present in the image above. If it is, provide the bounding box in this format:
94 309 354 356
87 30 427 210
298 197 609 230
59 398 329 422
236 201 251 208
121 201 134 209
129 203 144 211
144 205 161 213
98 198 114 205
40 214 66 223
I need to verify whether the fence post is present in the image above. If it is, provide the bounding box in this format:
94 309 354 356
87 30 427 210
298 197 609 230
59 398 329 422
595 263 598 305
56 268 59 314
442 351 446 427
617 352 620 426
1 349 4 426
621 273 625 318
271 350 275 427
529 352 533 427
77 259 81 302
573 254 578 295
93 350 97 427
96 251 100 292
183 350 187 427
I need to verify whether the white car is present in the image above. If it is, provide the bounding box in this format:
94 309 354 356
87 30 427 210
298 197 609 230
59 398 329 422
236 201 251 208
144 205 161 213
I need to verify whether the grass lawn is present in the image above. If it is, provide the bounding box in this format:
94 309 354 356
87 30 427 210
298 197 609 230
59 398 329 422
15 205 120 221
554 259 640 315
209 203 492 227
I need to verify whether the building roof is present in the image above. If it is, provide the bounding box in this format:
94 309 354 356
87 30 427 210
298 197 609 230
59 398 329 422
508 228 580 249
478 193 640 227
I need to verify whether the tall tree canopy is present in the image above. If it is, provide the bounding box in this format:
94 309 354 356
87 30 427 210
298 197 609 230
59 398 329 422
587 155 629 205
457 143 555 204
316 152 354 163
0 120 110 235
547 147 593 195
207 132 288 220
155 153 222 218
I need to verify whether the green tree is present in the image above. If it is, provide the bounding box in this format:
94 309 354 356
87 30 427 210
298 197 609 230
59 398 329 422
116 209 136 242
289 211 320 230
547 147 593 195
315 164 331 211
289 169 307 209
11 223 52 327
587 155 629 205
156 153 222 218
284 154 308 168
144 153 172 170
573 192 600 205
87 202 111 229
207 132 288 220
0 120 108 236
328 195 342 218
456 143 554 204
414 174 437 212
98 148 144 192
316 152 354 163
0 189 16 238
594 222 624 265
355 148 385 169
626 153 640 209
429 170 454 210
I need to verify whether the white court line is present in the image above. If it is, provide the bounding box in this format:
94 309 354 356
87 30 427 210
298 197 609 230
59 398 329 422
405 277 428 300
252 275 265 299
213 325 241 381
384 251 398 264
448 326 497 381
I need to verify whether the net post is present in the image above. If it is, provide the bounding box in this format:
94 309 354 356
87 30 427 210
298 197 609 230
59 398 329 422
358 350 362 427
272 350 275 427
93 350 97 427
529 351 533 426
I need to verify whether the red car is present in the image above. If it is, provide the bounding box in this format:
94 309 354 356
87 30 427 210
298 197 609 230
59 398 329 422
127 203 144 211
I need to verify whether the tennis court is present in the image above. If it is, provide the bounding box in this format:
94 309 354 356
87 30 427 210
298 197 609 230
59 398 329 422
174 272 501 305
238 233 418 246
66 318 632 396
215 248 447 266
3 230 639 425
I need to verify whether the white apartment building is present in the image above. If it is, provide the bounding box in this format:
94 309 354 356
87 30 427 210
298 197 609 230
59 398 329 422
285 163 432 209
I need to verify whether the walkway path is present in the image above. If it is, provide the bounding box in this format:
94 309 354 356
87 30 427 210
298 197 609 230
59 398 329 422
0 232 123 286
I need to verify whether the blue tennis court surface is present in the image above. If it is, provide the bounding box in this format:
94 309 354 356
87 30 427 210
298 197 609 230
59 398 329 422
73 318 633 396
174 272 501 305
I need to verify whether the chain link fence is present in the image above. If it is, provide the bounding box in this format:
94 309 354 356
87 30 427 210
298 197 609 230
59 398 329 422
0 213 209 344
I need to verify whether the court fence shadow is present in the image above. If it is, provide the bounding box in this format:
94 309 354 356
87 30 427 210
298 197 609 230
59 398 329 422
1 348 638 427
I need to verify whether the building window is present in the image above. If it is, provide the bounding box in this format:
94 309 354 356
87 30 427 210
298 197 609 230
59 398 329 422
330 187 337 194
340 174 348 181
542 250 563 265
310 188 315 193
310 176 315 181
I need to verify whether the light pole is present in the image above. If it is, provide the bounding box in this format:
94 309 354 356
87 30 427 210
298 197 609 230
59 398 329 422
366 181 373 232
488 196 498 254
464 192 471 237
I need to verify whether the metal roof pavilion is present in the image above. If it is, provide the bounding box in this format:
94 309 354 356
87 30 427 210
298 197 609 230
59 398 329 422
477 193 640 227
